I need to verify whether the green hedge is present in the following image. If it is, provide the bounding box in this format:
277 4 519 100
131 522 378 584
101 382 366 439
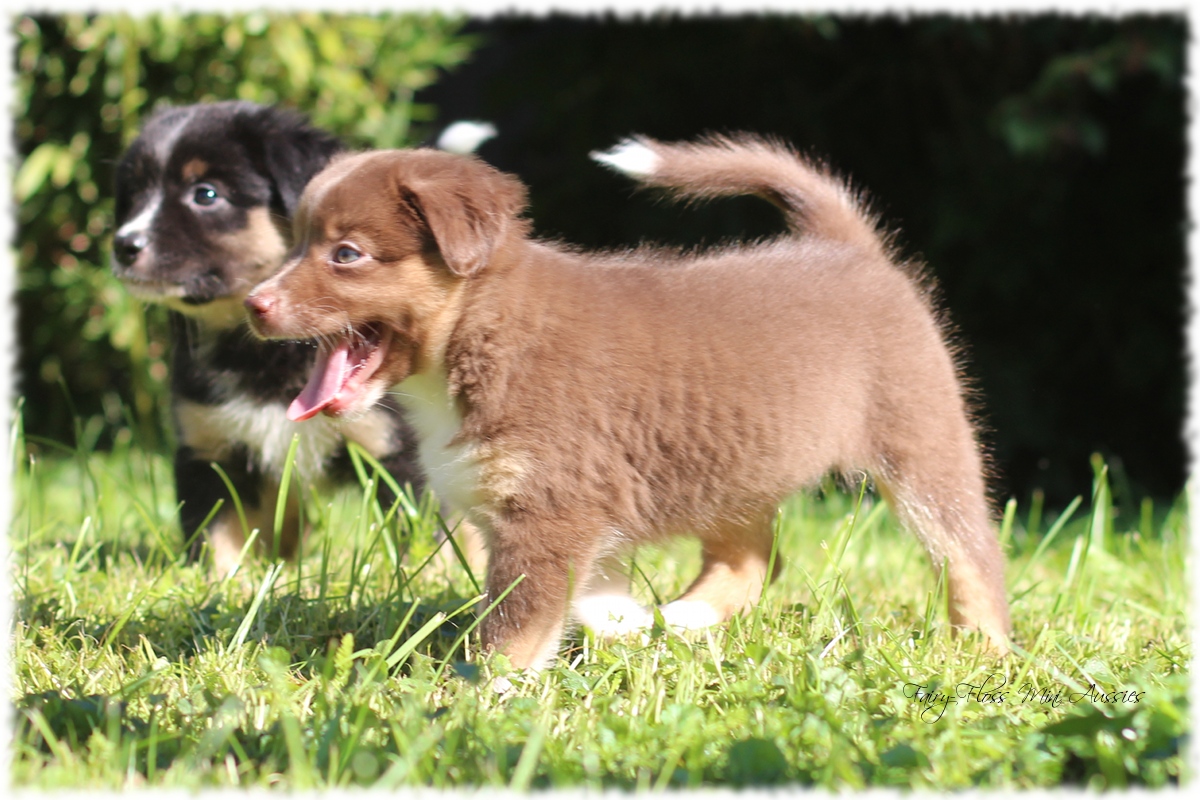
15 13 475 450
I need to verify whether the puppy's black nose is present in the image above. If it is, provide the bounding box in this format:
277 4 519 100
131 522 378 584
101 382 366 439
113 230 148 265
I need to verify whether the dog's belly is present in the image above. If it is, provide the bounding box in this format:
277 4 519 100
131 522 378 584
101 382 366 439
174 396 396 483
394 372 481 512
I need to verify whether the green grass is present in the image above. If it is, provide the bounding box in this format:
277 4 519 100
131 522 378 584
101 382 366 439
9 422 1190 790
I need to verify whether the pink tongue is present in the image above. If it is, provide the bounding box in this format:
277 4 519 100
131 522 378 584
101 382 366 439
288 344 352 421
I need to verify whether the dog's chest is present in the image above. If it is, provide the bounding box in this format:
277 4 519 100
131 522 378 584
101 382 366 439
174 396 394 483
394 373 481 511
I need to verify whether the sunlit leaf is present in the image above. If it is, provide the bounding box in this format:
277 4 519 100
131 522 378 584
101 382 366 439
15 142 68 202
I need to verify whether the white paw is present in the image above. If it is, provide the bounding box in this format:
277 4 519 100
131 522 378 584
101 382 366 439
573 594 653 636
590 138 660 178
659 600 721 630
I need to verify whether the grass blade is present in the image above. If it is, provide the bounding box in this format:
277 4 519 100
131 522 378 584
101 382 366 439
1009 495 1082 589
230 563 284 649
346 441 421 519
433 575 525 682
273 433 302 561
1088 456 1112 554
509 714 550 790
101 570 170 647
432 509 483 595
385 611 448 670
998 497 1017 549
209 462 251 544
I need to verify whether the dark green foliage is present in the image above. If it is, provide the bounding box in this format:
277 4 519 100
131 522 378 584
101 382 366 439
1036 683 1187 788
15 13 473 451
725 737 791 785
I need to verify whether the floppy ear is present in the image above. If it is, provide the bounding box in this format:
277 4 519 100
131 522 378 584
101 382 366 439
401 159 529 277
240 106 343 216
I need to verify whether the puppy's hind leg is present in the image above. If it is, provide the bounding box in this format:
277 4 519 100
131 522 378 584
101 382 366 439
660 509 780 629
871 426 1012 652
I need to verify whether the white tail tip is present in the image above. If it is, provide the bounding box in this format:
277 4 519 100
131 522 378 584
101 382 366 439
436 121 498 154
590 138 660 178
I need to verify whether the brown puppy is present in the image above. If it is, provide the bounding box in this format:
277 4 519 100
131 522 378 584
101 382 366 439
245 135 1012 669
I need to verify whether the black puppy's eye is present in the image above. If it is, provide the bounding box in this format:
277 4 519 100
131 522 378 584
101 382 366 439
192 184 219 206
332 245 363 265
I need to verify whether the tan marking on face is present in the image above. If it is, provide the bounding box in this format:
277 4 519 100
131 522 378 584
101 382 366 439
214 206 290 293
182 158 209 181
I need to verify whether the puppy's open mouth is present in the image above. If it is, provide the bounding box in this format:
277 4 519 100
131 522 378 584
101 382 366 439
289 324 392 421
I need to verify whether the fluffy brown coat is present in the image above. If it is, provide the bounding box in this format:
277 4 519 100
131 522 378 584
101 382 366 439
246 135 1012 668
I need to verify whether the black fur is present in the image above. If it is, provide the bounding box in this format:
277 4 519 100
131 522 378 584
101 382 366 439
113 101 426 566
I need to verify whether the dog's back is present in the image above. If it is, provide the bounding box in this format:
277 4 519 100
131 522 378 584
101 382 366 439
460 140 966 526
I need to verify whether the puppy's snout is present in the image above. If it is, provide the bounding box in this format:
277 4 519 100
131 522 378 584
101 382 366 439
244 291 277 322
113 229 148 266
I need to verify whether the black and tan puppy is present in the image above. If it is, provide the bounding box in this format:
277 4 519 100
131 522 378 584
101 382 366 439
245 135 1012 668
111 101 429 574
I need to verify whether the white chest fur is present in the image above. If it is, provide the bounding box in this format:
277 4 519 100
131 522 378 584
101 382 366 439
174 396 394 485
393 372 481 512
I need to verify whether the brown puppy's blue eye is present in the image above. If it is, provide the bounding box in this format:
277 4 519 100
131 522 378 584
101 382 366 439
333 246 362 264
192 184 219 206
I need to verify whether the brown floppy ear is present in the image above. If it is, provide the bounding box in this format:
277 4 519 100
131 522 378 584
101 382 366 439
401 159 529 277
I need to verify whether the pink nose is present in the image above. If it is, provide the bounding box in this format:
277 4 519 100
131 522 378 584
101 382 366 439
244 292 276 320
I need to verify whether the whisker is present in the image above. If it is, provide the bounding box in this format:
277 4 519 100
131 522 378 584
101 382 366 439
369 396 408 418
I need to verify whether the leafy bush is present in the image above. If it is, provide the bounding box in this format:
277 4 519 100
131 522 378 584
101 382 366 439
15 13 475 449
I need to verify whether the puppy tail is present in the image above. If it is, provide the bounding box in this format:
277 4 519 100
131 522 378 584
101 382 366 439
591 134 884 254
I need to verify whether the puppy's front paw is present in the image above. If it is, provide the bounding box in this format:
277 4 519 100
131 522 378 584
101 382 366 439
574 594 653 636
659 599 721 630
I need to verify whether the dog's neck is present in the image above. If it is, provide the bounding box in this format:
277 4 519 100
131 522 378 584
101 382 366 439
435 247 541 415
412 276 471 380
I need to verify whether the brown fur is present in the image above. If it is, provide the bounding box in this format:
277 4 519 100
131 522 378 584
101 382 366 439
246 136 1012 668
181 158 209 181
